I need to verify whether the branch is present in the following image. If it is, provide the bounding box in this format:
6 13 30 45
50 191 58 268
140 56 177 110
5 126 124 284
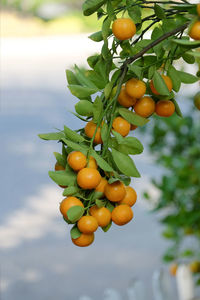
125 22 188 66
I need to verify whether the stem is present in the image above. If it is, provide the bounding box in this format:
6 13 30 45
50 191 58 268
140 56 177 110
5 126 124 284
125 22 188 66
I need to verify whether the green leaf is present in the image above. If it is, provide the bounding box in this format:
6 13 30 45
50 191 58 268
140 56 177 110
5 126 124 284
111 148 140 177
102 17 111 40
148 65 156 80
178 71 199 84
119 108 149 126
61 138 88 155
48 170 76 186
187 50 200 58
63 186 79 196
152 71 170 96
182 53 195 64
92 191 104 200
83 0 106 16
89 31 104 42
68 85 98 99
67 206 84 223
116 137 144 155
129 64 143 79
102 221 112 232
90 150 114 172
172 39 200 48
106 201 115 212
127 2 141 23
151 27 163 40
96 199 106 208
85 70 106 90
154 4 166 19
38 131 65 141
66 70 80 85
74 65 97 89
93 96 103 123
171 99 183 118
75 100 93 117
101 122 109 144
87 54 99 69
70 226 81 239
167 66 181 92
53 152 66 168
64 125 85 143
104 82 113 100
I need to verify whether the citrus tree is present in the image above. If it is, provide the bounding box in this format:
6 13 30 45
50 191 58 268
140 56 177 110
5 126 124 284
39 0 200 247
142 107 200 283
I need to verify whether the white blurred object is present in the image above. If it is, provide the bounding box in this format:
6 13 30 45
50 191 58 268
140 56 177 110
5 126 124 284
103 288 122 300
176 264 195 300
79 296 93 300
152 269 175 300
127 278 145 300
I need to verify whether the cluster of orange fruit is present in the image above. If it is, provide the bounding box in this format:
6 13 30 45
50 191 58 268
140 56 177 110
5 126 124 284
55 151 137 247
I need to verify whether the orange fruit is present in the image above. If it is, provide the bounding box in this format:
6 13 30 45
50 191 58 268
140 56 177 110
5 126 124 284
155 100 175 117
77 168 101 189
119 186 137 207
77 216 98 233
134 96 155 118
95 177 107 195
118 85 137 108
111 204 133 226
67 151 87 171
89 205 111 227
189 261 200 273
59 196 84 219
169 264 178 276
130 124 137 131
104 181 126 202
189 21 200 40
72 233 94 247
87 156 98 169
55 162 65 171
125 78 146 99
85 121 103 144
112 116 130 137
112 18 136 41
194 92 200 110
150 75 173 95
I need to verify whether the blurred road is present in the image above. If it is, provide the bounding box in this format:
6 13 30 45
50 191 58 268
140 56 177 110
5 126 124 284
0 34 198 300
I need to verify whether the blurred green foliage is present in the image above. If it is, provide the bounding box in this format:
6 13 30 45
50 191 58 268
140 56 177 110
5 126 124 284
143 106 200 282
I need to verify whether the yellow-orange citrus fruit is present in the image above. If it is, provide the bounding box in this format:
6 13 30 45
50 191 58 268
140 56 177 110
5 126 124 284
155 100 175 117
67 151 87 171
72 233 94 247
118 85 137 108
87 156 98 169
89 205 111 227
189 261 200 273
119 186 137 207
125 78 146 99
55 162 65 171
85 121 103 144
150 75 173 95
60 197 84 219
104 181 126 202
130 124 137 131
197 4 200 16
95 177 108 195
77 168 101 189
77 216 98 233
134 96 155 118
189 21 200 40
194 92 200 110
112 116 130 137
112 18 136 41
169 263 178 276
111 204 133 226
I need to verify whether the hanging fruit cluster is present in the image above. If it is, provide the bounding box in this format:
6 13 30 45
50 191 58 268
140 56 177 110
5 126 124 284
39 0 200 246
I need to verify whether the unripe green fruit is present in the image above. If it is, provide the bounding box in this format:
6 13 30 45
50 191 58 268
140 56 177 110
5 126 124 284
75 100 93 116
194 92 200 110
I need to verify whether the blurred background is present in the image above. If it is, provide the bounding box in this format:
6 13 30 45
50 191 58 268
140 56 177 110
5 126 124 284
0 1 199 300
